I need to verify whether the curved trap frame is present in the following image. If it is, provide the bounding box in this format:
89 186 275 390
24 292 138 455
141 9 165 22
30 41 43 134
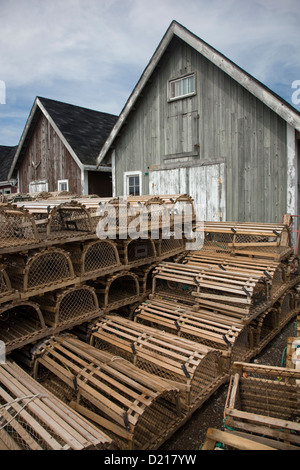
0 263 17 304
0 360 112 450
132 263 157 297
5 247 76 297
91 314 224 410
91 270 141 311
67 239 121 280
32 335 182 450
0 205 38 253
0 300 47 353
37 285 101 329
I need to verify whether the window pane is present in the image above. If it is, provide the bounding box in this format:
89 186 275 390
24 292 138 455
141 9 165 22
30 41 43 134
169 74 195 100
127 174 140 195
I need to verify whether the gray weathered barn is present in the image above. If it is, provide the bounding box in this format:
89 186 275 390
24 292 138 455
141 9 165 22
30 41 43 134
96 20 300 224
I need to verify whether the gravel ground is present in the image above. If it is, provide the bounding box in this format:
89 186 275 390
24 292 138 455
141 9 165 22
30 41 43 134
160 317 297 451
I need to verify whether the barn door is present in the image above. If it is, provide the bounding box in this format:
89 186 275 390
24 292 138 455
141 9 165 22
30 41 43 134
149 163 226 222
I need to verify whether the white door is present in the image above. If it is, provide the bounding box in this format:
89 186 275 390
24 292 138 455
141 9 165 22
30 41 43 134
149 163 226 222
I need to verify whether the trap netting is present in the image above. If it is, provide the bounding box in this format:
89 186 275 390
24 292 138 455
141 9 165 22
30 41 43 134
44 201 92 239
37 285 101 328
91 271 141 311
0 205 38 252
5 248 75 295
67 239 121 280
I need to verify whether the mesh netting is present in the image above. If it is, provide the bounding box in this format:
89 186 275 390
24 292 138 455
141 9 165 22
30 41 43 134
0 206 38 250
91 315 224 408
6 249 74 293
39 286 99 327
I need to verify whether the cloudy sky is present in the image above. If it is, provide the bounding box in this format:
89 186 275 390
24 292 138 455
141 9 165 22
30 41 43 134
0 0 299 146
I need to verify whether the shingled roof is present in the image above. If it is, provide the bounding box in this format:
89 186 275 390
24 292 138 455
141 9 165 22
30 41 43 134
38 97 118 166
8 96 118 179
0 145 17 183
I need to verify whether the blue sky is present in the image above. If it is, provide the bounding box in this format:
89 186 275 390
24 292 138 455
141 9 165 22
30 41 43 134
0 0 299 146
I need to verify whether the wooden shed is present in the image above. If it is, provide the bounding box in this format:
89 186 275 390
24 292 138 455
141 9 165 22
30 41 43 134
8 97 117 196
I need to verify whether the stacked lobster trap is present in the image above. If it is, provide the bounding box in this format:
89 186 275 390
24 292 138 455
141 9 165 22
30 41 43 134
0 195 190 356
0 359 113 450
90 314 226 411
30 335 183 451
1 191 300 451
221 362 300 450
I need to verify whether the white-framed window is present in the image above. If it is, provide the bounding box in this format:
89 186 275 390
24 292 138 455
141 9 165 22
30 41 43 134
58 179 69 192
4 188 11 195
168 73 196 101
124 171 142 196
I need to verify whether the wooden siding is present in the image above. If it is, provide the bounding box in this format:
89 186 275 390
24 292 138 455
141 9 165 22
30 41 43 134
18 113 81 194
113 37 287 223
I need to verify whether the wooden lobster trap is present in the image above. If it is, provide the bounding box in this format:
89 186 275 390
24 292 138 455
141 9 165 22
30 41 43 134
36 285 102 330
66 239 122 281
193 268 270 323
90 314 225 410
0 360 112 450
0 300 48 354
0 263 18 304
90 270 141 312
32 335 182 450
180 251 287 302
5 247 77 298
38 201 93 241
0 205 39 254
134 298 254 370
151 261 200 306
197 221 292 260
152 262 270 322
224 362 300 449
155 236 186 260
117 237 157 268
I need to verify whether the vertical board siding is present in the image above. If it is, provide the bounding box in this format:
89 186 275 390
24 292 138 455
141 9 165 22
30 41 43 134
19 114 81 194
114 37 287 223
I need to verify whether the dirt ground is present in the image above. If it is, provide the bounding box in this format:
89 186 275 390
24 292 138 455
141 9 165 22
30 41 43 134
160 317 297 451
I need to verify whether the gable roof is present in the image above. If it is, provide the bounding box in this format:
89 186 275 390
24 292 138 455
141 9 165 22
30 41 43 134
8 96 118 179
96 20 300 166
0 145 17 183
